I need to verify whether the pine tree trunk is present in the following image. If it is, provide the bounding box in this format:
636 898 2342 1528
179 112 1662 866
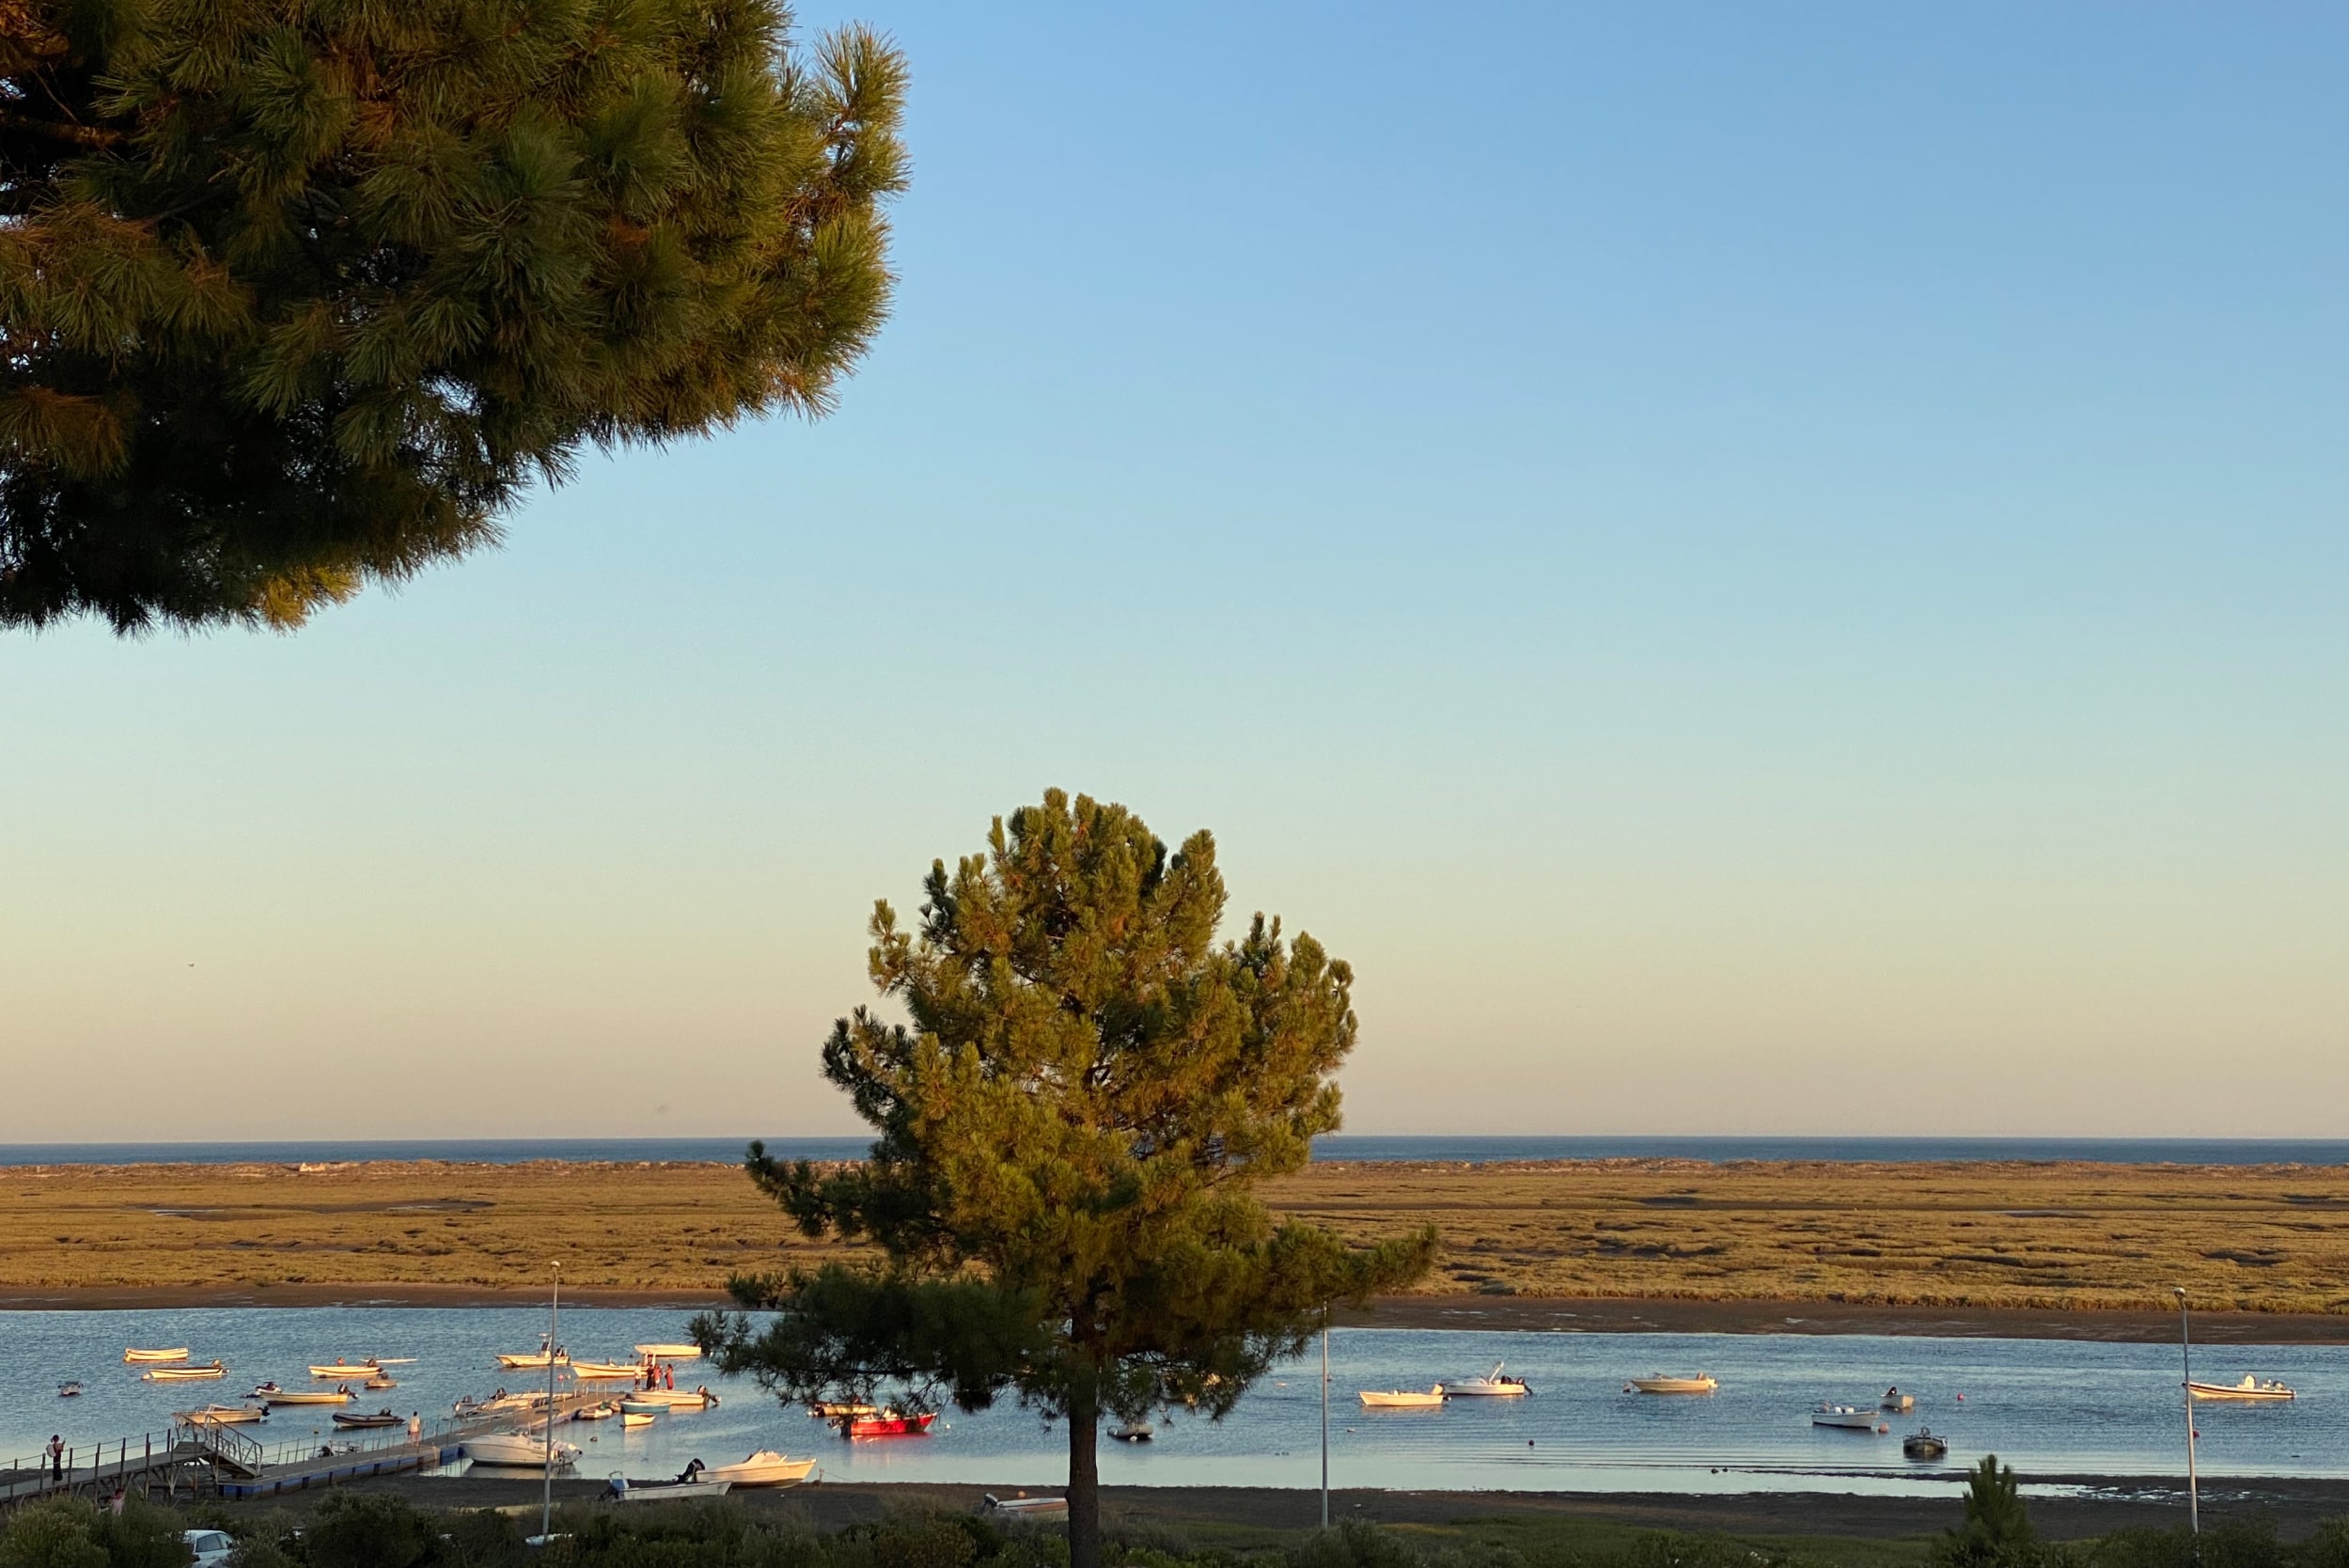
1068 1389 1101 1568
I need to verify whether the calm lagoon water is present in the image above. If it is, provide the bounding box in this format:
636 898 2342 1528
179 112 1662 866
6 1310 2337 1496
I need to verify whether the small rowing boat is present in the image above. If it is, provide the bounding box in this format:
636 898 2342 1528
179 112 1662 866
842 1409 935 1437
569 1361 643 1380
622 1388 718 1409
620 1412 656 1429
2189 1376 2296 1402
308 1361 381 1379
57 1382 84 1399
704 1450 816 1487
125 1348 189 1364
143 1362 227 1382
809 1401 878 1419
1108 1422 1154 1442
365 1374 399 1390
1812 1403 1885 1431
1357 1388 1445 1409
574 1402 618 1421
1628 1374 1717 1394
632 1343 703 1360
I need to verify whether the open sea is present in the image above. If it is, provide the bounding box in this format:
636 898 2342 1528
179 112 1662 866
5 1312 2326 1497
6 1136 2348 1167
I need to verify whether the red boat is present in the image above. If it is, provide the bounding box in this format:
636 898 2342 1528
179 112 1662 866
842 1410 935 1438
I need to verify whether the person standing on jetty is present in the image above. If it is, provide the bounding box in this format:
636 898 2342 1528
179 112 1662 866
46 1435 62 1481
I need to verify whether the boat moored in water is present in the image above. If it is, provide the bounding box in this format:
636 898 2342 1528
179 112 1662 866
264 1385 356 1405
332 1409 404 1429
1447 1362 1531 1396
1358 1388 1447 1408
1903 1427 1949 1460
2189 1376 2295 1402
57 1382 84 1399
1108 1422 1154 1442
1628 1375 1717 1394
309 1361 381 1379
1812 1404 1886 1431
143 1362 227 1382
125 1348 189 1364
1882 1388 1915 1412
620 1411 656 1429
181 1405 267 1425
841 1409 935 1437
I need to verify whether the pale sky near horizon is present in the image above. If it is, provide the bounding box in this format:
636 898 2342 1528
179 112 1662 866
3 4 2344 1142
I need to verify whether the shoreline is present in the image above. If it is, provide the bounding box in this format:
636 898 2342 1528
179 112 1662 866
8 1286 2348 1342
253 1476 2349 1542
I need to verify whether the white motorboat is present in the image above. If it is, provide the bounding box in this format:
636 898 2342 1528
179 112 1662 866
570 1361 643 1380
495 1351 570 1370
1881 1388 1915 1412
58 1382 84 1399
1107 1422 1154 1442
704 1451 815 1487
181 1405 266 1425
1447 1362 1530 1396
265 1385 356 1405
1357 1388 1446 1408
465 1433 583 1467
308 1361 381 1379
2189 1376 2295 1402
632 1344 703 1360
125 1348 190 1364
1628 1375 1717 1394
621 1388 717 1409
980 1495 1068 1519
143 1362 227 1382
1812 1403 1884 1431
574 1402 619 1421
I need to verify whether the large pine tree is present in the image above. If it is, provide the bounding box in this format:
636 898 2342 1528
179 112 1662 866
0 0 902 630
698 791 1435 1568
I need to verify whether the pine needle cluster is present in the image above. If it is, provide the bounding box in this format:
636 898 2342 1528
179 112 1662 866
0 0 904 629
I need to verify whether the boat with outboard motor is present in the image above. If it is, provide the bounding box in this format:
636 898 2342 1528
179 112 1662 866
332 1409 404 1429
1628 1375 1717 1394
705 1451 815 1487
1903 1427 1949 1460
1446 1363 1530 1396
2189 1376 2296 1402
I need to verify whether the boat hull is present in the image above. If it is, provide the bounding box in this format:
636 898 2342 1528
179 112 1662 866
125 1348 190 1364
1629 1377 1717 1394
1357 1390 1445 1408
843 1412 936 1437
1812 1407 1882 1431
705 1452 815 1487
611 1480 732 1502
143 1365 227 1382
2188 1381 2295 1402
465 1435 582 1466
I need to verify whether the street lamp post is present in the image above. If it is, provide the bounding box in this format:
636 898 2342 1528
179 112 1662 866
1320 1312 1330 1529
2174 1286 2198 1537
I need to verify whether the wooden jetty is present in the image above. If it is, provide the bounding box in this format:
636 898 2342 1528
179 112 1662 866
2 1393 613 1512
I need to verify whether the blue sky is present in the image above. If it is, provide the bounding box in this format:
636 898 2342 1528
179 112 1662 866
4 3 2343 1138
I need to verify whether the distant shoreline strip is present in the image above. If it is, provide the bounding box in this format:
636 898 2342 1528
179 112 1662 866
5 1135 2348 1168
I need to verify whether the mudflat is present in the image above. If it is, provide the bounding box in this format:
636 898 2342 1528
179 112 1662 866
9 1157 2349 1321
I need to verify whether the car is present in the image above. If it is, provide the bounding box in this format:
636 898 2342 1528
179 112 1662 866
184 1530 234 1568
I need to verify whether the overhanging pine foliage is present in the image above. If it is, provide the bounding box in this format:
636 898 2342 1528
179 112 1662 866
0 0 903 629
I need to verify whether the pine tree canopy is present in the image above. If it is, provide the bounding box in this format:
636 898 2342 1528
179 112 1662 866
697 790 1436 1568
0 0 903 630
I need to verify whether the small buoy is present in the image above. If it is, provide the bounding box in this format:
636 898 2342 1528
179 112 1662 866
1527 1440 1534 1447
1956 1394 1965 1402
